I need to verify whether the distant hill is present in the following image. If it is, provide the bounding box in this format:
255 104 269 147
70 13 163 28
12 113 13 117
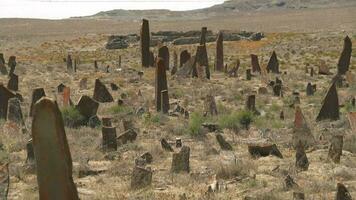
85 0 356 20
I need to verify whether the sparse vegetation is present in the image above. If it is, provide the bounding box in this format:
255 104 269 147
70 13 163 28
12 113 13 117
61 106 85 128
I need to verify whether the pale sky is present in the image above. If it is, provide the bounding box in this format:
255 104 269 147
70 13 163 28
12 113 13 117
0 0 225 19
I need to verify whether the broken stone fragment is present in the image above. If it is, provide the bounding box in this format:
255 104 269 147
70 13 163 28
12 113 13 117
248 144 283 158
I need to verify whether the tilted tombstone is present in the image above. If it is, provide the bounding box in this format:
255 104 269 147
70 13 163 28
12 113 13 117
76 95 99 120
155 58 168 112
316 81 339 121
248 144 283 159
293 106 315 148
117 129 137 145
267 51 279 74
328 135 343 164
306 83 314 96
295 141 309 171
251 54 261 73
7 73 18 91
215 31 224 72
8 56 16 76
216 134 233 151
171 146 190 173
29 88 46 117
31 98 79 200
336 183 352 200
158 46 170 70
337 36 352 75
140 19 150 68
93 79 114 103
0 84 16 119
7 97 23 125
180 50 191 68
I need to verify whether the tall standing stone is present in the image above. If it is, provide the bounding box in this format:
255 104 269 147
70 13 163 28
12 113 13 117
66 54 73 71
246 94 259 115
102 126 117 151
171 146 190 173
141 19 150 68
29 88 46 117
251 54 261 73
293 106 315 148
328 135 343 164
7 97 23 125
267 51 279 74
161 90 169 114
0 53 4 65
0 84 16 119
316 81 339 121
149 51 155 67
155 58 168 112
8 56 16 76
306 82 314 96
200 27 207 45
94 60 98 71
131 166 152 189
171 51 178 75
93 79 114 103
180 50 191 67
337 36 352 75
31 98 79 200
158 46 170 70
7 73 18 91
215 31 224 72
195 45 210 79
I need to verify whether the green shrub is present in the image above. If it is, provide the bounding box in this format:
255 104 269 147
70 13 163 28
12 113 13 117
188 112 205 137
218 112 240 132
238 110 254 130
61 106 85 128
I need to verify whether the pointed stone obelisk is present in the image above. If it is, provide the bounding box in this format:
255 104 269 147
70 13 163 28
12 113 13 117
316 81 339 121
337 36 352 75
31 98 79 200
200 27 207 45
155 58 168 112
195 45 210 79
215 31 224 72
140 19 150 68
267 51 279 74
158 46 170 70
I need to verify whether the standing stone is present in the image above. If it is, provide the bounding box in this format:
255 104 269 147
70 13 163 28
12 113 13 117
306 83 314 96
310 68 314 77
131 166 152 189
267 51 279 74
141 19 150 68
8 56 16 76
316 81 339 121
158 46 170 70
336 183 352 200
246 69 252 80
246 94 260 115
76 95 99 120
94 60 98 71
180 50 191 67
101 117 112 127
66 54 73 71
206 94 218 116
293 106 315 148
161 90 169 114
200 27 207 45
216 134 233 151
117 129 137 145
171 51 178 75
73 59 77 73
0 53 4 65
155 58 168 112
295 141 309 171
102 126 117 151
161 138 174 152
62 87 70 107
215 31 224 72
273 84 282 96
26 139 35 164
149 51 155 67
0 60 7 75
328 135 343 164
93 79 114 103
7 97 23 125
195 45 210 79
171 146 190 173
118 55 122 68
251 54 261 73
29 88 46 117
57 83 66 93
337 36 352 75
0 84 16 119
31 98 79 200
7 73 18 91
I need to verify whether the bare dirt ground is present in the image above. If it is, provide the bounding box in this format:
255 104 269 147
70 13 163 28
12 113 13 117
0 6 355 200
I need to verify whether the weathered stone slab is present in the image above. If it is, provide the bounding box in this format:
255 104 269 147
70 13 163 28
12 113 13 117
295 141 309 171
117 129 137 145
29 88 46 117
328 135 343 164
93 79 114 103
336 183 352 200
7 73 18 91
155 58 168 112
131 166 152 189
251 54 261 73
31 98 79 200
180 50 191 68
0 84 16 119
248 144 283 158
7 97 23 125
158 46 170 70
102 127 117 151
215 31 224 72
267 51 279 74
76 95 99 120
293 106 315 148
216 134 233 151
316 81 339 121
337 36 352 75
141 19 150 68
171 146 190 173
